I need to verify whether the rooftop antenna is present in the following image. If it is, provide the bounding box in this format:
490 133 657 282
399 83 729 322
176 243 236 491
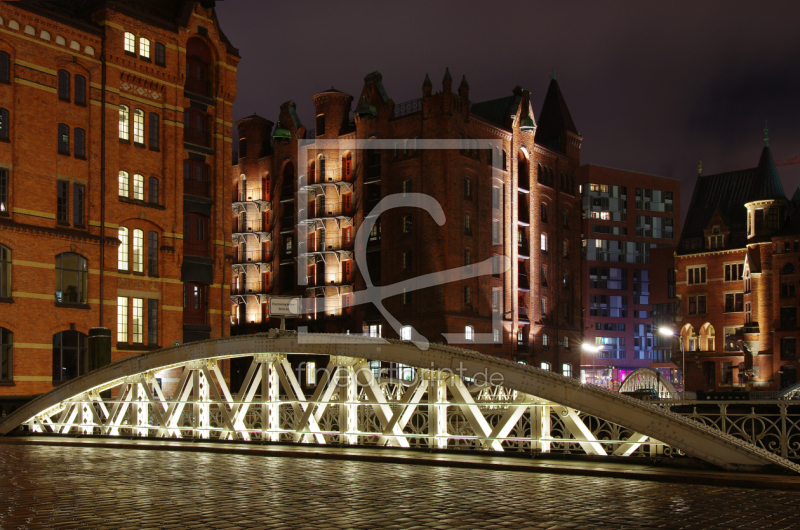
764 120 769 147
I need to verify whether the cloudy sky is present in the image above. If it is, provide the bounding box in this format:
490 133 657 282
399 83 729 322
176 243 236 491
216 0 800 220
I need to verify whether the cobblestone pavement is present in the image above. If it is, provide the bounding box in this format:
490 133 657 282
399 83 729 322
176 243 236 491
1 445 799 530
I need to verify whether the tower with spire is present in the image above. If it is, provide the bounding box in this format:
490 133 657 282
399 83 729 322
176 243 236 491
744 124 788 241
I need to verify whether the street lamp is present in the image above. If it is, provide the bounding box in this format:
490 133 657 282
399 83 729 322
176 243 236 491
659 326 685 394
581 342 603 386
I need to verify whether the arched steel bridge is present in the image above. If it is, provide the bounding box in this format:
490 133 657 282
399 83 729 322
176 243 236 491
1 331 797 474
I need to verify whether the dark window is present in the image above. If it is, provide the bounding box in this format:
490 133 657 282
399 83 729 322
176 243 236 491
0 245 10 298
781 338 797 360
0 52 9 83
154 42 166 66
56 181 69 222
148 231 158 276
0 327 11 381
239 137 247 158
183 282 206 325
316 114 325 134
58 70 70 101
781 307 798 329
73 184 85 226
74 128 85 158
185 37 211 96
541 203 547 223
183 109 208 146
146 177 158 204
55 252 88 304
74 75 86 105
149 113 159 150
464 177 472 198
183 159 209 197
183 213 208 256
725 293 744 312
0 169 7 215
52 330 87 383
148 299 158 345
58 124 69 154
0 108 9 140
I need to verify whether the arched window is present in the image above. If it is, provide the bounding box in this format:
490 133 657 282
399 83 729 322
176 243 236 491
139 37 150 59
119 105 129 140
0 52 9 83
123 32 136 54
464 285 471 305
0 108 9 140
74 75 86 105
183 282 207 325
540 362 551 371
782 262 795 275
133 109 144 144
118 170 129 198
55 252 88 305
57 124 69 154
186 36 212 97
465 325 474 341
318 155 326 182
57 69 70 100
118 227 129 270
133 173 144 200
184 213 208 256
316 114 325 135
540 233 548 251
132 229 144 272
0 327 12 381
154 42 166 66
148 177 159 204
400 325 412 341
0 245 10 298
52 330 87 383
148 231 158 276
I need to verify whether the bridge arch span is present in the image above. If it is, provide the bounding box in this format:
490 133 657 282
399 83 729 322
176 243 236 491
0 331 797 474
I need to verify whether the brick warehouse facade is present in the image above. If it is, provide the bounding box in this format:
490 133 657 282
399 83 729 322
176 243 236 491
0 1 237 400
230 71 584 386
676 135 800 392
576 165 681 389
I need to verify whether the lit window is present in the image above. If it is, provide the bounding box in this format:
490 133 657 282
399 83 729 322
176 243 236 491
400 325 412 341
562 364 572 377
118 227 129 270
117 296 128 342
306 361 316 385
133 109 144 144
465 325 474 341
542 334 548 346
119 105 129 140
132 298 143 343
118 170 129 198
540 362 550 371
139 38 150 58
541 233 547 251
364 324 382 338
493 329 501 343
132 229 144 272
133 173 144 200
124 32 136 54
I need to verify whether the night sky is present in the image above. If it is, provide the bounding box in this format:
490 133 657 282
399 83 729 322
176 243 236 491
215 0 800 221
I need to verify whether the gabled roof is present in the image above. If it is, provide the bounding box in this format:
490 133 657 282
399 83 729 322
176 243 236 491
746 145 787 203
470 94 520 129
535 77 578 151
677 167 756 255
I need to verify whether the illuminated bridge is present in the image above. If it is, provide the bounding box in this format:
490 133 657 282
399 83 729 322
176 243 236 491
1 331 798 475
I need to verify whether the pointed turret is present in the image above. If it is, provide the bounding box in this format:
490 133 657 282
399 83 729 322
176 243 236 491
422 73 432 97
442 67 452 93
535 75 579 152
746 128 787 203
458 75 469 99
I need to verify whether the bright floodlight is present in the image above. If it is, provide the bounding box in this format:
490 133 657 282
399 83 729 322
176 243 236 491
581 343 600 353
659 327 676 337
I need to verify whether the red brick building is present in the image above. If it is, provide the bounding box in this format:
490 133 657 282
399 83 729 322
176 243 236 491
577 165 681 388
231 71 584 383
676 136 800 392
0 0 237 401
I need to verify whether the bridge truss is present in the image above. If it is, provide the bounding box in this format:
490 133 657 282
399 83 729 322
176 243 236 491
1 331 798 474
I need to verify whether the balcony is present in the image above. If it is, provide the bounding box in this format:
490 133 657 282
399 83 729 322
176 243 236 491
304 204 353 222
518 273 530 291
518 243 530 259
185 76 211 97
233 251 270 265
184 127 210 148
184 178 210 198
300 168 343 187
304 235 354 253
280 216 295 234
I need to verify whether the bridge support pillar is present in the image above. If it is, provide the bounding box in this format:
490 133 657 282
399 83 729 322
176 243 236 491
422 369 448 449
531 404 551 454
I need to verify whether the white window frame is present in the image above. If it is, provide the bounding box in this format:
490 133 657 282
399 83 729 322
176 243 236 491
118 227 129 270
465 325 474 341
123 32 135 54
306 361 316 386
133 109 144 144
133 173 144 201
119 105 129 140
540 233 547 251
687 265 707 285
400 325 412 341
132 298 143 343
132 229 144 273
117 296 128 342
540 362 550 371
139 37 150 58
118 170 129 198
